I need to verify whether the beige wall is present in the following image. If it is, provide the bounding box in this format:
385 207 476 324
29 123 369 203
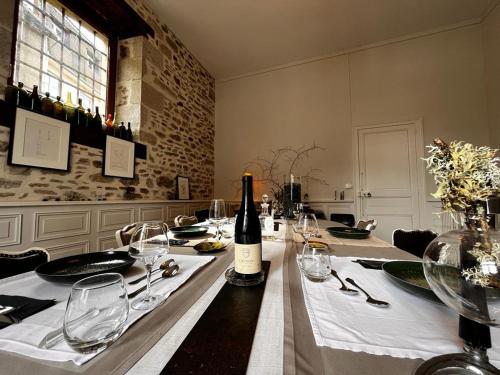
215 24 490 201
482 3 500 148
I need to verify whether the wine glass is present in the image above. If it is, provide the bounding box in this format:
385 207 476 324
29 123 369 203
128 221 169 310
292 203 304 220
293 213 320 245
209 199 227 240
64 273 128 353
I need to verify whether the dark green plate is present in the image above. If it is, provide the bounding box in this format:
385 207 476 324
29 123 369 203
193 241 227 253
326 227 370 239
382 261 441 303
170 225 209 238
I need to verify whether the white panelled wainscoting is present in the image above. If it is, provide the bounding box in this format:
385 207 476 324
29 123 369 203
0 201 210 259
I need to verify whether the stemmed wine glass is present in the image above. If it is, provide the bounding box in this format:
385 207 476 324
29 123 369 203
292 203 304 220
293 213 320 245
128 221 169 310
209 199 227 240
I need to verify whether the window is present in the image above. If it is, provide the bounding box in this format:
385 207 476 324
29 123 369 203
13 0 109 113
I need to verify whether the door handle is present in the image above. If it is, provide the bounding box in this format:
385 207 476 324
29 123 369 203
366 192 372 198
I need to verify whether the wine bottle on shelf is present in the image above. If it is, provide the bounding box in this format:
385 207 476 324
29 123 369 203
17 82 30 108
93 106 102 133
127 122 133 141
41 92 53 116
85 108 93 128
30 85 42 112
75 98 85 127
4 84 19 107
53 96 65 120
63 92 75 122
119 121 127 139
226 173 264 286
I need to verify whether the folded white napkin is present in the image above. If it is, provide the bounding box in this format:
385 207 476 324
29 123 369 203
301 256 500 364
0 254 214 365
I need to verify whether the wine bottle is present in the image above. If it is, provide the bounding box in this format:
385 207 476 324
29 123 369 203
53 96 65 120
30 85 42 112
63 92 75 122
41 92 53 116
119 121 127 139
17 82 30 108
85 108 93 128
227 173 264 286
93 106 102 132
75 98 85 126
127 122 133 141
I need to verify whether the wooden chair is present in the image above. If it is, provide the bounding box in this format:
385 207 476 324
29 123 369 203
0 247 50 279
330 214 355 227
174 215 198 227
392 229 438 258
357 219 377 231
195 209 209 222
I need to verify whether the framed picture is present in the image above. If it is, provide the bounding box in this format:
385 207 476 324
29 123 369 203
176 176 190 200
8 108 71 171
103 135 135 179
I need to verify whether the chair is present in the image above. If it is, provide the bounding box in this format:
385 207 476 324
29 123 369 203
174 215 198 227
330 214 355 227
195 209 209 222
357 219 377 231
115 222 169 247
392 229 438 258
0 247 50 279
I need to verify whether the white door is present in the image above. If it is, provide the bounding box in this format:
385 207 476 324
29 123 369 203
355 121 423 242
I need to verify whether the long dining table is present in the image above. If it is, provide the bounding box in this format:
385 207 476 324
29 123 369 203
0 221 427 374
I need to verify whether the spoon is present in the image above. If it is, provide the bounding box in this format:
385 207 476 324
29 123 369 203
345 278 390 307
128 259 176 285
128 265 179 299
330 270 358 295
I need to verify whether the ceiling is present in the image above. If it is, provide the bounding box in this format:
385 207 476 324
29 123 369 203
145 0 496 80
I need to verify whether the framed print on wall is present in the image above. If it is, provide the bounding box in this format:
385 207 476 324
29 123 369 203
176 176 190 200
8 108 71 171
103 135 135 179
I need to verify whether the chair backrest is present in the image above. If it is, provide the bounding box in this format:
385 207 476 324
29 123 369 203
392 229 438 258
195 209 209 222
330 214 355 227
115 222 140 248
357 219 377 231
174 215 198 227
0 247 50 279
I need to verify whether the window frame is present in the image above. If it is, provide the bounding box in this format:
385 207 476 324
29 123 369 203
8 0 118 117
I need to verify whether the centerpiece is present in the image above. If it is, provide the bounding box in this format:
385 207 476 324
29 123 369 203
417 138 500 374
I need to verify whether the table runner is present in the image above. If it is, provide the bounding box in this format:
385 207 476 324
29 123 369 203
0 245 234 374
300 256 500 363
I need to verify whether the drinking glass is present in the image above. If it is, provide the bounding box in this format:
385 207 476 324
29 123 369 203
128 221 169 310
209 199 227 239
292 203 304 219
301 244 331 281
293 213 319 245
63 273 128 353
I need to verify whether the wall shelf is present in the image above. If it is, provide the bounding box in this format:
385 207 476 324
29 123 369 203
0 99 147 160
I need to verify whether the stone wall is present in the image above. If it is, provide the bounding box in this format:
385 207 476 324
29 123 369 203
0 0 214 201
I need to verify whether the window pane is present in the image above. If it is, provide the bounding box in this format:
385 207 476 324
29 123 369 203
63 30 79 52
19 43 40 68
95 68 107 85
94 83 106 100
79 91 92 109
24 0 43 8
62 66 78 86
19 4 43 49
63 47 79 71
79 57 94 79
79 74 93 93
95 50 108 71
17 63 40 89
45 36 61 60
45 15 62 42
80 27 94 46
80 40 93 61
41 73 60 97
94 98 106 114
95 34 108 55
42 55 60 78
64 13 79 35
45 1 62 23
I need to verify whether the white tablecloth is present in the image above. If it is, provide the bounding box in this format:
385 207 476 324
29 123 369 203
301 256 500 365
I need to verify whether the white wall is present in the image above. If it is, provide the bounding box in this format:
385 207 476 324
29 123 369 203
482 3 500 148
215 24 491 209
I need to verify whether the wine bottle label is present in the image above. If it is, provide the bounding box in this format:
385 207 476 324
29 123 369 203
234 243 262 274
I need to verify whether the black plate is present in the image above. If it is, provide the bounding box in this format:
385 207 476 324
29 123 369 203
35 251 136 284
382 261 441 303
326 227 370 239
170 225 209 238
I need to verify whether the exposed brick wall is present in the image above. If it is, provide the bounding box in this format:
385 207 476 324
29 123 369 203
0 0 214 201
